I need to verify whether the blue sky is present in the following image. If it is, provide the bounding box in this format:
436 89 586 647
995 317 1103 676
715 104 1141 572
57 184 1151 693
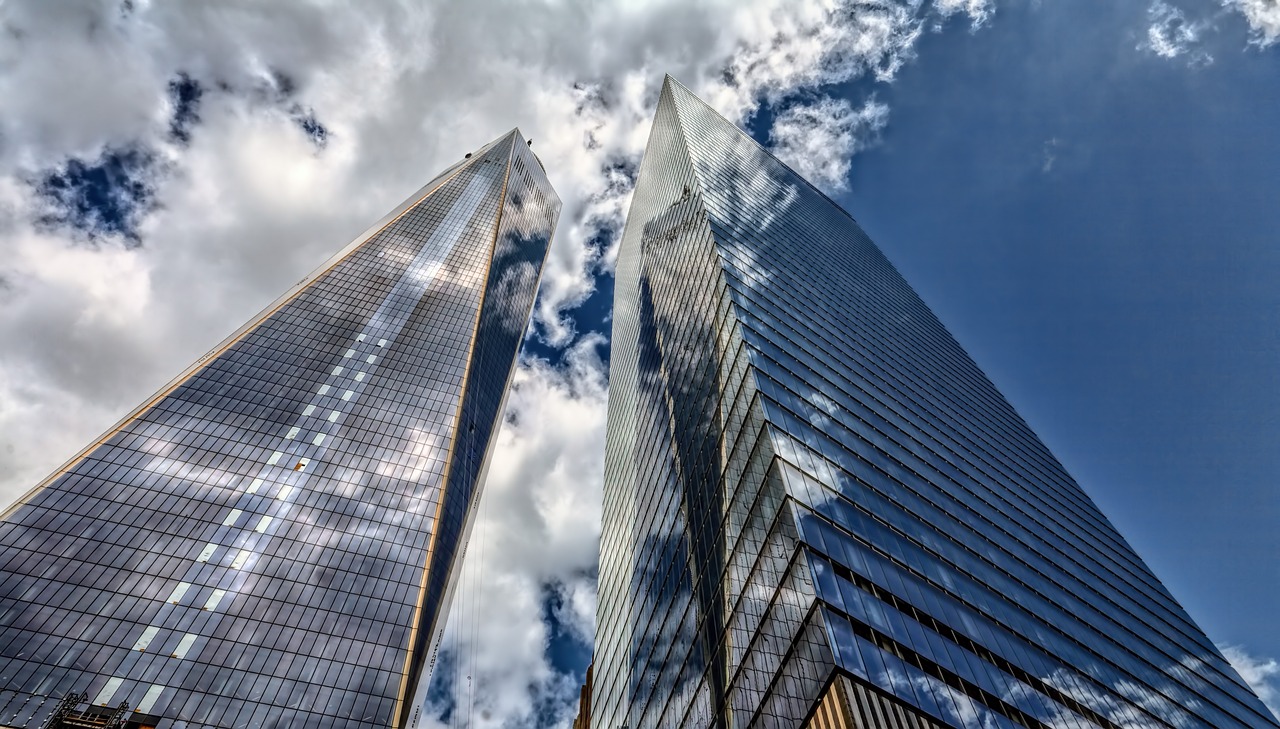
0 1 1275 726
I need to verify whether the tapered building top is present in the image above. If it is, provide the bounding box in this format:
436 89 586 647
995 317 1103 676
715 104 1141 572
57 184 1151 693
593 76 1277 728
0 129 559 729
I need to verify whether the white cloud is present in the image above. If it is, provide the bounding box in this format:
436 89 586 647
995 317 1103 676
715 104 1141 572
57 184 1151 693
1220 644 1280 719
1223 0 1280 46
1141 1 1214 66
769 96 889 193
934 0 995 27
422 336 607 729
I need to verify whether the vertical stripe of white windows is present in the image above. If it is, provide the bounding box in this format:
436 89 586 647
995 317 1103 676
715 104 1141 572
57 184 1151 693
254 516 272 533
94 677 124 706
355 372 366 382
135 685 165 714
246 478 265 494
378 339 387 347
312 434 326 446
172 634 197 659
285 427 300 440
318 385 331 396
132 626 159 651
327 411 340 422
267 451 283 466
196 544 217 563
221 509 242 527
166 583 191 605
302 405 316 416
204 590 227 611
230 550 251 569
342 390 354 401
344 349 355 358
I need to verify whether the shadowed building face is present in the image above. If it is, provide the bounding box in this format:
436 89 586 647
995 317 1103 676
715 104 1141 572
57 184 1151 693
592 76 1278 729
0 130 559 729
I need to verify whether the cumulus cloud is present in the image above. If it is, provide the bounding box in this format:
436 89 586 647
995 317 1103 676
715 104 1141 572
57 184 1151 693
1141 1 1215 66
422 336 607 729
769 96 889 193
1223 0 1280 46
1220 644 1280 719
0 0 988 726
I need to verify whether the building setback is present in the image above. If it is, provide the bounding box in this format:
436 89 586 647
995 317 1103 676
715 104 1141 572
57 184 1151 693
592 76 1278 728
0 130 559 729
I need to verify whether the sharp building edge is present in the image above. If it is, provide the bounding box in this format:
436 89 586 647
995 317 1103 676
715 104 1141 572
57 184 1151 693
590 76 1278 728
0 129 560 729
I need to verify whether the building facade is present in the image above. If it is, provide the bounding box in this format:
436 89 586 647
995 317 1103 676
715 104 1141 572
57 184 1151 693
594 76 1278 728
0 130 559 729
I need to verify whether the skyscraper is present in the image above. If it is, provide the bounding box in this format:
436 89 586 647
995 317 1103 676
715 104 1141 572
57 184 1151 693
0 129 559 729
593 76 1278 728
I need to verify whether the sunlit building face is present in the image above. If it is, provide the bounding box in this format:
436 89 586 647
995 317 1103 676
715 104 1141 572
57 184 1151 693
0 130 559 729
592 76 1277 729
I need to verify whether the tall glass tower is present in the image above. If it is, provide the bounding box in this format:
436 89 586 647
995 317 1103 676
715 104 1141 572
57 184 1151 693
594 76 1278 729
0 129 559 729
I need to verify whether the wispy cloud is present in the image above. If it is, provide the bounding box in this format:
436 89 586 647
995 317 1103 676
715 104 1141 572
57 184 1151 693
1141 0 1215 66
1219 644 1280 720
769 96 889 193
1222 0 1280 46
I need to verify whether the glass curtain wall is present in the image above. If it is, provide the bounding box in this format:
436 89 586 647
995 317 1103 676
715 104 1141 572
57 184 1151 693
594 76 1278 729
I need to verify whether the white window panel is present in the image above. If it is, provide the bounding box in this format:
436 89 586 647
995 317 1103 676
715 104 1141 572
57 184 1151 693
266 451 283 466
221 509 242 527
312 434 325 446
277 485 294 500
136 685 165 714
357 334 366 342
332 366 344 376
246 478 264 494
354 371 366 382
344 349 355 358
95 677 124 706
317 384 330 395
196 544 217 563
132 626 159 651
366 354 377 364
204 589 227 611
302 405 316 416
254 516 272 533
328 411 340 422
378 339 387 347
342 390 354 401
295 458 311 472
230 550 251 570
285 427 300 440
172 634 197 659
166 582 191 605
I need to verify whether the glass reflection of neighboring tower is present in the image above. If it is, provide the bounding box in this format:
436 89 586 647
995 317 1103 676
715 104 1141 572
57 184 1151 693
0 129 559 729
591 76 1279 729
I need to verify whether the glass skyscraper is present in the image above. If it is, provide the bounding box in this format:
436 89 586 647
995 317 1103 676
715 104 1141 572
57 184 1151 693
593 76 1278 728
0 129 559 729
